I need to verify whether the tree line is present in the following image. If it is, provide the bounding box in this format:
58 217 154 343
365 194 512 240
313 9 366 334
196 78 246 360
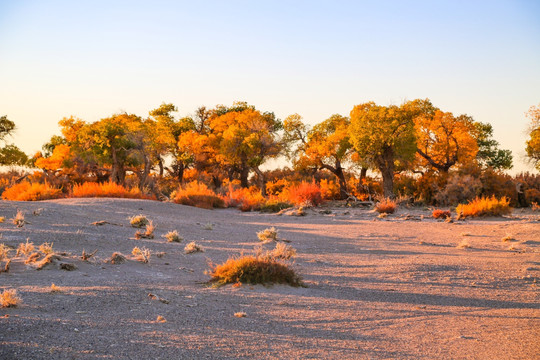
1 100 539 200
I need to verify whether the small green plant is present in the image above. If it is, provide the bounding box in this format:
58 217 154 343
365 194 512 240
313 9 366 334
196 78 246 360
257 227 278 242
132 246 151 263
184 241 204 254
135 221 155 239
163 230 182 243
130 215 149 228
0 289 21 308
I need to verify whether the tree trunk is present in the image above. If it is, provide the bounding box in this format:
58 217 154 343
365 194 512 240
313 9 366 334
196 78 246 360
378 146 395 199
253 167 267 197
240 166 250 188
320 162 348 200
158 158 164 178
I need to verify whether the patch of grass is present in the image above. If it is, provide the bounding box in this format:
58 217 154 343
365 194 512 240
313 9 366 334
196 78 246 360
39 242 54 255
209 255 302 287
2 181 62 201
130 215 149 228
432 209 451 219
50 284 62 293
375 198 397 214
135 221 155 239
456 196 511 218
163 230 182 243
12 210 26 228
184 241 204 254
16 239 35 256
132 247 151 263
257 227 278 242
259 200 293 213
234 312 247 318
263 242 297 260
0 289 21 308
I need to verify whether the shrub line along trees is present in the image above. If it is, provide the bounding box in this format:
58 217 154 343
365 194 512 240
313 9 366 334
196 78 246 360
3 98 536 206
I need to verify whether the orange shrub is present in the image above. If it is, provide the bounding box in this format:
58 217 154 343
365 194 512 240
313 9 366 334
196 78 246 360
171 181 224 209
208 255 302 286
2 181 63 201
70 182 154 199
375 198 397 214
432 209 451 219
283 181 323 206
223 186 265 212
266 179 290 196
319 179 340 200
456 196 511 218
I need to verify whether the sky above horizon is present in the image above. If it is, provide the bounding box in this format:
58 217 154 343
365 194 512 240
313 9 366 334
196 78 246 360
0 0 539 173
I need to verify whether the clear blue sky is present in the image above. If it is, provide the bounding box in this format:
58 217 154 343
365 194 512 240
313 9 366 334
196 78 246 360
0 0 539 173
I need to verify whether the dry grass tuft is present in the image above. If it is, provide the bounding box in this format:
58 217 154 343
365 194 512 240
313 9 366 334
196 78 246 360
457 239 471 249
0 216 5 223
163 230 182 243
456 196 511 218
24 252 42 264
432 209 451 219
375 198 397 214
531 202 539 211
50 283 62 293
501 234 515 242
34 254 62 270
132 247 151 263
16 239 35 256
0 259 11 273
0 289 21 308
70 181 153 199
135 221 155 239
257 227 278 242
0 243 11 261
130 214 149 228
39 242 54 255
202 223 214 230
109 252 126 264
81 249 97 261
156 315 167 323
12 210 26 228
266 243 297 260
234 312 247 318
184 242 204 254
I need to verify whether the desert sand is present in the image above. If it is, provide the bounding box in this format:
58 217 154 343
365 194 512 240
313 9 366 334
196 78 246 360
0 198 538 359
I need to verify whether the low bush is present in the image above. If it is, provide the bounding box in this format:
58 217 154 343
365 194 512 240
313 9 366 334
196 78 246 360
70 182 154 199
259 199 293 213
456 196 511 218
163 230 182 243
432 209 451 219
257 227 278 242
284 181 323 207
223 186 265 211
208 255 302 286
130 214 149 228
184 241 204 254
0 289 21 308
375 198 397 214
2 181 63 201
171 181 224 209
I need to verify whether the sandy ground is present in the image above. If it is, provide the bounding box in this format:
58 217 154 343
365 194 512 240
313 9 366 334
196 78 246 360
0 198 538 360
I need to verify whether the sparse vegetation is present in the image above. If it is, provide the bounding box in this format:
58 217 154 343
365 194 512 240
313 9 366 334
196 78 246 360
375 198 397 214
163 230 182 243
12 210 26 228
432 209 451 219
261 242 297 260
234 312 247 318
2 181 62 201
132 247 151 263
171 181 224 209
456 196 511 218
502 234 515 242
0 289 21 308
50 283 62 292
202 223 214 230
70 182 154 199
38 242 54 255
16 239 35 256
135 221 155 239
257 227 278 242
184 241 204 254
109 252 126 264
130 215 149 228
209 255 302 286
0 243 11 261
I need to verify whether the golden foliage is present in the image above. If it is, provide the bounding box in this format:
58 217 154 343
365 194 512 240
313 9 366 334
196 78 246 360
2 181 62 201
456 196 511 218
171 181 224 209
70 182 153 199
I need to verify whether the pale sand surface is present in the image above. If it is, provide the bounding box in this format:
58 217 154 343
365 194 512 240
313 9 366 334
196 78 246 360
0 198 538 359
